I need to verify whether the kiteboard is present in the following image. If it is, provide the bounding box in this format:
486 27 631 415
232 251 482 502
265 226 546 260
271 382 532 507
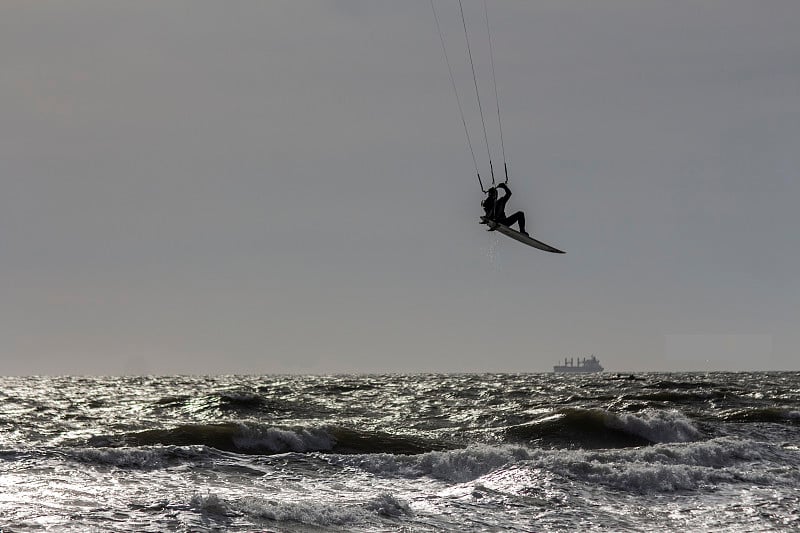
480 217 565 254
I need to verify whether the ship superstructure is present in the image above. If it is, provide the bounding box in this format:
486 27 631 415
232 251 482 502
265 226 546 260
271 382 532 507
553 355 604 373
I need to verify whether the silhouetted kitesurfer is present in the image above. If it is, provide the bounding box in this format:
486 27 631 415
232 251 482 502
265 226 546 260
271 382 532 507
481 186 498 219
482 183 527 235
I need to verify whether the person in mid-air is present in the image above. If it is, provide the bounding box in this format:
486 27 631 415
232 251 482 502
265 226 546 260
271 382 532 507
482 182 527 235
481 186 499 219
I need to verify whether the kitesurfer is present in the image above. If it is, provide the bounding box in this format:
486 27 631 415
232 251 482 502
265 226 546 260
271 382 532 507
481 186 498 219
482 183 527 235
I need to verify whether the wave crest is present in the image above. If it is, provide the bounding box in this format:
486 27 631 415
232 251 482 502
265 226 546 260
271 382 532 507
505 408 701 448
333 437 791 493
721 408 800 424
86 423 447 456
331 444 535 483
238 492 411 526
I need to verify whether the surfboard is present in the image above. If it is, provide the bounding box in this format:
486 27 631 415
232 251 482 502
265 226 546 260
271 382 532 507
480 217 565 254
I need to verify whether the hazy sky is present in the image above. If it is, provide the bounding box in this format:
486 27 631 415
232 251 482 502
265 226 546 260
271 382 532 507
2 1 798 374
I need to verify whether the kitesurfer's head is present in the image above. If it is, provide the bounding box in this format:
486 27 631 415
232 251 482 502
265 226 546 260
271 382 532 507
486 187 497 198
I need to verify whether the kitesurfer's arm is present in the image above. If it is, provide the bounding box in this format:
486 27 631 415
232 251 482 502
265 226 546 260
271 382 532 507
494 183 510 216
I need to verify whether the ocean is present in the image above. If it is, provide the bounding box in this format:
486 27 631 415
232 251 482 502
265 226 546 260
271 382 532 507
1 373 799 532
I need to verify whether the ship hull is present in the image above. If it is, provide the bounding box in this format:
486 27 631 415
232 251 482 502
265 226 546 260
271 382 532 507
553 356 604 373
553 366 603 373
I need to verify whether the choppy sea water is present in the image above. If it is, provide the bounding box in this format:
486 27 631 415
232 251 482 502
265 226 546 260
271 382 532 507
1 373 799 532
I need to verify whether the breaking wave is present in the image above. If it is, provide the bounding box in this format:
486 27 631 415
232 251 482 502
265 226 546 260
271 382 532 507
339 444 535 483
332 436 796 492
86 423 448 456
620 390 728 403
721 408 800 424
645 380 721 390
70 445 211 469
154 388 308 416
189 491 412 527
505 408 701 448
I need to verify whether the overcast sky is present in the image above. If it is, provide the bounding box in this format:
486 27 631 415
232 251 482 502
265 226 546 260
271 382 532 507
2 1 798 374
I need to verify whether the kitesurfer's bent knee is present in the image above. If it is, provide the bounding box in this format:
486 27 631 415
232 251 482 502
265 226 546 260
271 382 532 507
502 212 527 234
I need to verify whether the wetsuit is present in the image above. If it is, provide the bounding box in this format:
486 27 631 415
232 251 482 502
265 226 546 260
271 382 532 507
486 183 527 234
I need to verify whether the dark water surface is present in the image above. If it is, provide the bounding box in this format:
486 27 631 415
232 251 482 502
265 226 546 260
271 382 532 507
1 373 799 531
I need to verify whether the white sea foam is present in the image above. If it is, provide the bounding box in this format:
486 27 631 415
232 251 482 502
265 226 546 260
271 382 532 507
364 493 413 517
240 498 367 526
189 492 231 516
230 490 412 526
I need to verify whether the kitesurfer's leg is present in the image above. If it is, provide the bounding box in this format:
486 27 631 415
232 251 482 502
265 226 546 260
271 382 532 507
502 212 527 234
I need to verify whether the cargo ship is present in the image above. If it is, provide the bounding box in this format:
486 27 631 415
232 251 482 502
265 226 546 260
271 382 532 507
553 355 604 373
